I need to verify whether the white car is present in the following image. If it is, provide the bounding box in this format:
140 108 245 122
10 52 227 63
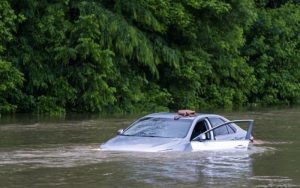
100 110 254 152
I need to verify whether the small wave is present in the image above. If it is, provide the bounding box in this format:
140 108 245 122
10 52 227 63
253 140 293 145
0 144 114 168
249 176 299 188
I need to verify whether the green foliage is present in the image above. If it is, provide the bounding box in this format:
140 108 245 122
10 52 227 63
0 0 300 115
0 1 18 53
0 1 24 114
0 60 23 113
244 3 300 105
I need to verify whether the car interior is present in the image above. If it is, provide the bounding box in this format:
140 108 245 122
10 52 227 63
190 120 208 141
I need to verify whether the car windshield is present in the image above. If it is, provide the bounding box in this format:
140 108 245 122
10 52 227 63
122 117 192 138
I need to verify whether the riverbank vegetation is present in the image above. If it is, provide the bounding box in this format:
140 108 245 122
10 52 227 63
1 0 300 115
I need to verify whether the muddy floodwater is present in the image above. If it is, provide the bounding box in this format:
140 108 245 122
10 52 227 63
1 108 300 187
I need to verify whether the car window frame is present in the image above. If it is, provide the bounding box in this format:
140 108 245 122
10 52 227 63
227 124 236 134
208 117 229 137
190 119 211 141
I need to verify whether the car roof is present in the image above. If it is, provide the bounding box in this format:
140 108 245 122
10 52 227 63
145 112 222 120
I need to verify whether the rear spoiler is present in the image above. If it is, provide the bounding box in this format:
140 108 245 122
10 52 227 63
194 120 254 141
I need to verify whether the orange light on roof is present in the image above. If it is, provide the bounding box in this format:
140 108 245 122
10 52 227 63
177 109 196 116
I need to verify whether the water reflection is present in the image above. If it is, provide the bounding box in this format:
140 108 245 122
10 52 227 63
0 145 261 187
0 143 298 187
113 151 254 187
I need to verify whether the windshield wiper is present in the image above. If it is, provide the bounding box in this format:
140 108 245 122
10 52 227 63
121 133 172 138
120 133 134 136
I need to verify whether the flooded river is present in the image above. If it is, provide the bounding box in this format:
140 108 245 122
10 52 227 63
0 108 300 187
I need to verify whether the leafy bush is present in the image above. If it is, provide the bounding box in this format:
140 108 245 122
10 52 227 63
0 0 299 115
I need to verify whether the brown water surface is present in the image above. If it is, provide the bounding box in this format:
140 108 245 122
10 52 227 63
0 108 300 187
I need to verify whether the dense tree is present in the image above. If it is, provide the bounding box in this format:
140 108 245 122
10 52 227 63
0 1 24 113
101 0 258 109
244 3 300 105
0 0 300 115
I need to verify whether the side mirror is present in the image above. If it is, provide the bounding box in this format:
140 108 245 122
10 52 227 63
194 133 206 142
117 129 124 135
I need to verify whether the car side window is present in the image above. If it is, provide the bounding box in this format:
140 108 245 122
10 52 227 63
190 120 209 140
227 124 236 134
209 117 229 136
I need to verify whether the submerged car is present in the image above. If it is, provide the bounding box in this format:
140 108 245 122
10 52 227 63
100 110 254 152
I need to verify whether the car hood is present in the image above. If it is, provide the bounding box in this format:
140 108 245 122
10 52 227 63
100 135 189 152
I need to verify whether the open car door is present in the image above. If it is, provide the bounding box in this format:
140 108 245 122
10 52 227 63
190 120 254 151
